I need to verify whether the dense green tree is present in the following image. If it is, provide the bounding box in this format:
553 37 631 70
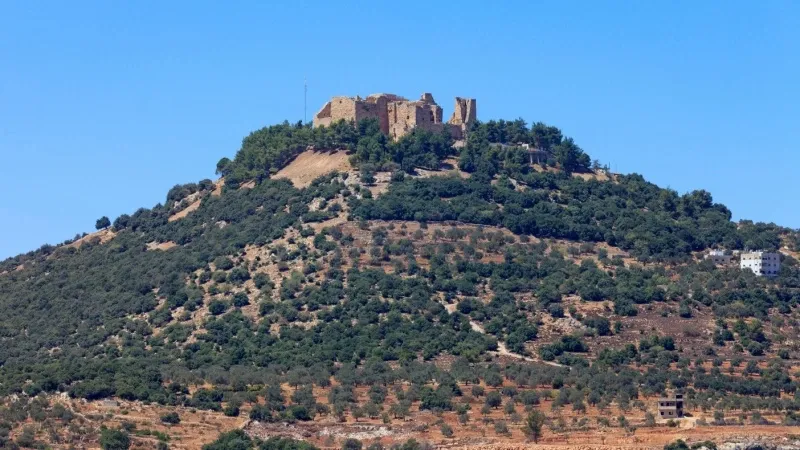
485 391 502 409
523 411 546 442
100 428 131 450
553 138 590 174
203 430 252 450
95 216 111 230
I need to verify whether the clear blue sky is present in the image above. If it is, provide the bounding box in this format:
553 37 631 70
1 1 798 259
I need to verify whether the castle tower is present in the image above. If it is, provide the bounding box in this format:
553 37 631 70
448 97 477 139
448 97 477 128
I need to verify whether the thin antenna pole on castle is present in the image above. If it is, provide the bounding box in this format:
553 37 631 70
304 76 307 124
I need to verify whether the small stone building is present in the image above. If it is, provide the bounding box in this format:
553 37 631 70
706 249 733 265
313 92 476 140
657 392 684 419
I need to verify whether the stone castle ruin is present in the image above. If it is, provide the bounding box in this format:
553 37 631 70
313 92 476 140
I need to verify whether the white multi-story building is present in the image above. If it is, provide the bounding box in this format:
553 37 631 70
740 251 781 277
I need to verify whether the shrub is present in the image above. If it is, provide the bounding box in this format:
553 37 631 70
342 439 363 450
289 405 313 421
254 273 272 289
160 412 180 425
664 440 689 450
232 292 250 307
213 257 235 271
100 428 131 450
440 423 454 438
223 404 240 417
202 430 252 450
208 300 229 315
547 303 564 318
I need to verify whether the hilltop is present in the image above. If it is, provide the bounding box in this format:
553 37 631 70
1 115 799 450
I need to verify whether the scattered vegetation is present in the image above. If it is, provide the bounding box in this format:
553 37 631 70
1 116 799 448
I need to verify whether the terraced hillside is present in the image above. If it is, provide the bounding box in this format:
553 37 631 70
1 118 799 449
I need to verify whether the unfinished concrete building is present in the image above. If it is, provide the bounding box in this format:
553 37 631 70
657 392 684 419
313 92 476 140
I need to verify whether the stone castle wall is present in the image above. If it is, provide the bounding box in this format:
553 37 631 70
313 96 358 129
313 92 476 140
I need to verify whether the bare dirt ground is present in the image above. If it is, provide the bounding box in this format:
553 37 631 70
572 169 615 183
780 243 800 260
169 198 202 222
81 400 245 449
274 150 352 188
64 228 117 249
21 388 794 450
147 241 178 251
212 178 224 197
241 391 797 450
5 396 244 449
20 388 800 450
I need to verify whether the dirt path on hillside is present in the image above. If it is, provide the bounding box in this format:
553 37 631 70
443 301 567 368
471 318 567 368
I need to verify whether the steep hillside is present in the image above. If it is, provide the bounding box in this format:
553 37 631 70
1 118 799 449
